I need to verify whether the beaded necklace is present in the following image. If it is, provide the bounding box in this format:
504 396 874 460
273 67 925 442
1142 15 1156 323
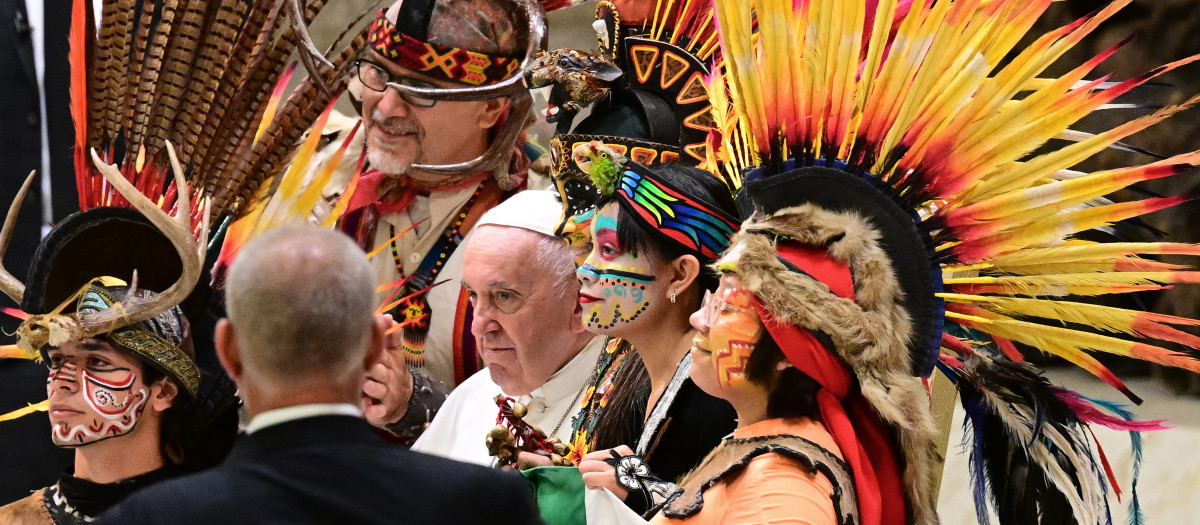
385 184 487 368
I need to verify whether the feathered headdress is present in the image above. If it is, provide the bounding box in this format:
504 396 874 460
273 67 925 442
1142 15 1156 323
70 0 366 221
0 0 362 425
707 0 1200 523
538 0 734 257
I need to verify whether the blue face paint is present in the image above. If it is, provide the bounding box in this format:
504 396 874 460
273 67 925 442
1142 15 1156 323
576 203 660 332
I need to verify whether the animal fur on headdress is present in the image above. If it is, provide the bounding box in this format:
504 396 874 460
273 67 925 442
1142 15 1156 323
724 203 941 524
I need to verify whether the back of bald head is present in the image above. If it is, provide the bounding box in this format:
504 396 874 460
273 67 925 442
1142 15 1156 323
224 224 376 390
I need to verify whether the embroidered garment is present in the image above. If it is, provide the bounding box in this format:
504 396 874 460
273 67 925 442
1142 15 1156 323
0 467 179 525
567 337 636 463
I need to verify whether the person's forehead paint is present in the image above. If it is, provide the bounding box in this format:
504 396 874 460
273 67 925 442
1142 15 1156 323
578 204 661 330
579 206 657 282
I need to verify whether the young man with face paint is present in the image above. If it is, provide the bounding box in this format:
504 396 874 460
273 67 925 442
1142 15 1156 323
0 285 205 525
0 190 232 525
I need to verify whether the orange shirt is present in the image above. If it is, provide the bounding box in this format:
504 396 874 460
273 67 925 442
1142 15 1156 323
651 418 844 525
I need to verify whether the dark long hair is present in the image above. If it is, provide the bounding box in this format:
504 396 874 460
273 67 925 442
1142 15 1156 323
136 352 194 466
598 163 738 296
589 164 739 450
744 334 824 421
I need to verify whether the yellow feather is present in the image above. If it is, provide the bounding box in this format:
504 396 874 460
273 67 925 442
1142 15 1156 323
0 400 48 422
967 90 1200 202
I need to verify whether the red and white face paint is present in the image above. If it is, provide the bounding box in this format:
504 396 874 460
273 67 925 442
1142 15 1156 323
46 340 151 447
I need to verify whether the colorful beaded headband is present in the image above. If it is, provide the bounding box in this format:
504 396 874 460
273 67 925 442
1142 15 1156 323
367 9 521 87
610 161 739 261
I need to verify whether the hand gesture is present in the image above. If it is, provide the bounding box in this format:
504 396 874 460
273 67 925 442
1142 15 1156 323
362 313 414 426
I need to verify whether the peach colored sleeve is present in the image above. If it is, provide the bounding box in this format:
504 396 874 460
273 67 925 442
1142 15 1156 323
718 453 839 525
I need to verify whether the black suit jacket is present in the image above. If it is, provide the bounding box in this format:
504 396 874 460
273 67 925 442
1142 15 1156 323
96 415 544 525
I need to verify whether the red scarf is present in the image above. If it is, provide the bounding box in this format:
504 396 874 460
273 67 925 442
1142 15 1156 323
753 243 907 525
345 170 490 216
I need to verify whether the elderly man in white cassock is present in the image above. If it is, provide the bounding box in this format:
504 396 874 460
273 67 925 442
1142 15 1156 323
412 190 602 465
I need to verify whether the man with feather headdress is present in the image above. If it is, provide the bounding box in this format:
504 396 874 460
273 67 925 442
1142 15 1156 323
333 0 553 444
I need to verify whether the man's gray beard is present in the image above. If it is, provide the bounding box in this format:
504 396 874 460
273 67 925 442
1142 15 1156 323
366 138 414 176
367 108 423 176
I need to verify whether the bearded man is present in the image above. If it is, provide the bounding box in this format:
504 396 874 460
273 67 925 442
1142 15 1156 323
337 0 547 443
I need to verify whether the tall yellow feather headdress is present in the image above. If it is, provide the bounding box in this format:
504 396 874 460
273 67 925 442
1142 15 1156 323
706 0 1200 523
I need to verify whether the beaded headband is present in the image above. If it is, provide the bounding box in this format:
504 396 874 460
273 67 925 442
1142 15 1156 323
607 161 738 261
367 9 520 86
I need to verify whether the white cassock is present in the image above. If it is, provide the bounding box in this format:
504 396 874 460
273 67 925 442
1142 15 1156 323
412 336 605 465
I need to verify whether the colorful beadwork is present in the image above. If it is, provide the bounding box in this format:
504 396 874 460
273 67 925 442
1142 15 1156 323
368 9 520 86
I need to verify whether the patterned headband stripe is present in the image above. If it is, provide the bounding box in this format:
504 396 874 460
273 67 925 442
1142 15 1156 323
616 163 738 261
75 287 201 396
367 9 520 87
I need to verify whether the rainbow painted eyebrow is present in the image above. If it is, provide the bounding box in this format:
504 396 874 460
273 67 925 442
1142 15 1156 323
577 263 657 284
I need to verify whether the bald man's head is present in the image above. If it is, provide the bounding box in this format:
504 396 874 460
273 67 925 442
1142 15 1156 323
224 224 376 391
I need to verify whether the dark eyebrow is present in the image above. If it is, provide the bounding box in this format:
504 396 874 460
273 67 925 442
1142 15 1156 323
79 339 108 351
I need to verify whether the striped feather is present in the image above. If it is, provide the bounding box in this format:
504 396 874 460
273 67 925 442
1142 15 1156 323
946 305 1200 374
219 31 363 217
190 0 276 179
144 0 211 162
126 0 180 161
944 271 1200 297
172 0 251 163
942 294 1200 349
951 195 1191 260
91 0 135 147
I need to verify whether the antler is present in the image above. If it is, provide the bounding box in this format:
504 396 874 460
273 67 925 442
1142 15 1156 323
82 142 209 336
288 0 337 96
0 171 34 303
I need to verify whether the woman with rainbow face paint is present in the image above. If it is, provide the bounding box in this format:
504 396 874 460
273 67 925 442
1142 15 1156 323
569 159 740 515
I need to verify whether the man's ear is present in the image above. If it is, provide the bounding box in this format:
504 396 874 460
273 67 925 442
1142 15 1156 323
364 316 385 371
667 254 702 300
215 318 243 381
150 378 179 413
477 97 512 129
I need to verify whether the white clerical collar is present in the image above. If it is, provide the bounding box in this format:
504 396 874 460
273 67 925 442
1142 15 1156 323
245 403 362 434
515 336 605 410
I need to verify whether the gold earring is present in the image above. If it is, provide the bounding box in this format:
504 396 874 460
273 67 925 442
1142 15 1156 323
670 293 677 303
